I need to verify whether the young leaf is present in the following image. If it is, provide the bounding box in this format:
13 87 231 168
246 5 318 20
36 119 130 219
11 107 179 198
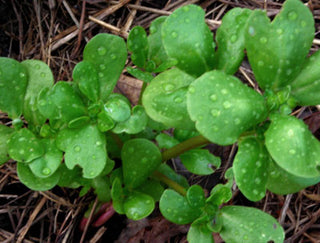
126 67 154 83
155 164 189 189
136 179 164 201
0 57 28 119
111 177 125 214
245 0 314 90
186 185 206 208
112 105 148 134
187 223 214 243
8 128 44 163
187 70 267 145
21 60 54 125
215 8 252 74
156 133 179 149
233 137 269 201
28 139 62 178
97 109 115 132
267 158 320 195
57 164 88 188
142 68 195 130
91 176 111 202
290 50 320 106
180 149 220 175
207 184 232 207
38 82 87 123
173 129 200 142
127 26 148 68
218 206 284 243
159 189 202 224
265 114 320 178
56 124 107 179
121 138 162 188
162 5 215 77
83 33 127 101
17 162 60 191
0 125 14 165
72 61 99 102
123 191 155 220
103 96 131 122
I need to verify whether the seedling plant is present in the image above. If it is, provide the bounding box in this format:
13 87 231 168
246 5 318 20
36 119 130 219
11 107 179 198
1 0 320 242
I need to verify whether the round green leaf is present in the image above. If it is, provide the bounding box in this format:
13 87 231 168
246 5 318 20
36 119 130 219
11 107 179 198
186 185 205 208
187 223 214 243
17 162 60 191
216 8 252 74
56 124 107 178
0 125 14 165
121 138 162 188
267 158 320 195
73 61 100 102
218 206 284 243
124 191 155 220
136 179 164 202
245 0 314 90
233 137 269 201
104 96 131 122
21 60 54 125
207 184 232 207
28 139 62 178
265 114 320 178
155 133 179 149
83 33 127 101
159 189 202 224
0 57 28 119
8 128 44 163
127 26 148 68
180 149 220 175
97 109 115 132
162 5 215 77
142 68 195 130
187 70 267 145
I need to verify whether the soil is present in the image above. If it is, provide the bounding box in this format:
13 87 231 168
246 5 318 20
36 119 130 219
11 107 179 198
1 0 320 242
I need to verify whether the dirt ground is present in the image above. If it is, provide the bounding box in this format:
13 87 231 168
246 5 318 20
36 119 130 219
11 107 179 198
1 0 320 242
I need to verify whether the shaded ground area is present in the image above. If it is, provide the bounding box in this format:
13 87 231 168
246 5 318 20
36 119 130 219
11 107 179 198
1 0 320 242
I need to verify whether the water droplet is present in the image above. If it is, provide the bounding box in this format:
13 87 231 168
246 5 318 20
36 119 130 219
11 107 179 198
35 64 41 69
42 168 51 175
255 178 261 184
174 97 183 103
288 11 297 20
288 129 294 136
210 94 217 101
253 189 258 195
40 72 46 78
213 126 218 131
74 145 81 152
235 118 241 125
243 235 249 240
185 18 190 23
223 101 231 109
286 69 292 76
195 43 200 48
189 86 195 93
183 6 190 12
301 21 306 27
171 32 178 38
92 155 96 160
98 47 107 55
163 83 175 92
211 109 220 117
142 157 148 163
19 149 25 155
20 72 26 78
221 89 228 95
258 60 264 66
111 54 116 60
259 37 267 44
289 149 296 154
241 168 247 174
230 34 237 43
256 161 262 167
248 26 255 36
276 28 283 35
99 64 106 70
197 115 203 121
98 72 104 78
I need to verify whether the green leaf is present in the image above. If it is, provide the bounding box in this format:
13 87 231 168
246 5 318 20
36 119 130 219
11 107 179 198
0 57 28 119
28 139 62 178
156 133 179 149
104 95 131 122
127 26 148 68
92 176 111 202
218 206 284 243
290 50 320 105
162 5 215 77
267 158 320 195
265 114 320 178
56 124 107 178
233 137 269 201
159 189 202 224
215 8 252 74
97 109 115 132
186 185 205 208
180 149 220 175
121 138 162 188
142 68 195 130
83 33 127 101
187 223 214 243
72 61 99 102
136 179 164 201
68 116 91 129
21 60 54 125
155 164 189 189
17 162 60 191
111 177 125 214
8 128 44 163
187 70 267 145
112 105 148 134
37 82 87 123
173 129 199 142
207 184 232 207
57 164 88 188
0 125 14 165
124 191 155 220
245 0 314 90
126 67 154 83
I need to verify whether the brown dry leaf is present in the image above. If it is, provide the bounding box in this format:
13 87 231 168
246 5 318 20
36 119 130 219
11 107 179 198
115 74 143 105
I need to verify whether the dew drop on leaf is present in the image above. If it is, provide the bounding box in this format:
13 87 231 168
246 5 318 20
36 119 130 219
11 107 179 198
223 101 231 109
288 11 298 20
171 32 178 38
210 94 217 101
74 145 81 152
259 37 267 44
248 26 255 36
230 34 237 43
42 168 51 175
97 46 107 55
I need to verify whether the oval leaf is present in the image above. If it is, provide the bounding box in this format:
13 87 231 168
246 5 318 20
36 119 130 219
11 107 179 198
186 185 206 208
162 5 215 77
127 26 148 68
265 114 320 178
187 70 267 145
83 33 127 101
121 138 162 188
104 96 131 122
245 0 314 90
187 223 214 243
0 125 14 165
0 57 28 118
124 191 155 220
142 68 195 130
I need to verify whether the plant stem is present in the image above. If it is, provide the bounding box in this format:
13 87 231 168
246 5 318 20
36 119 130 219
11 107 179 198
161 135 211 162
153 170 187 196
